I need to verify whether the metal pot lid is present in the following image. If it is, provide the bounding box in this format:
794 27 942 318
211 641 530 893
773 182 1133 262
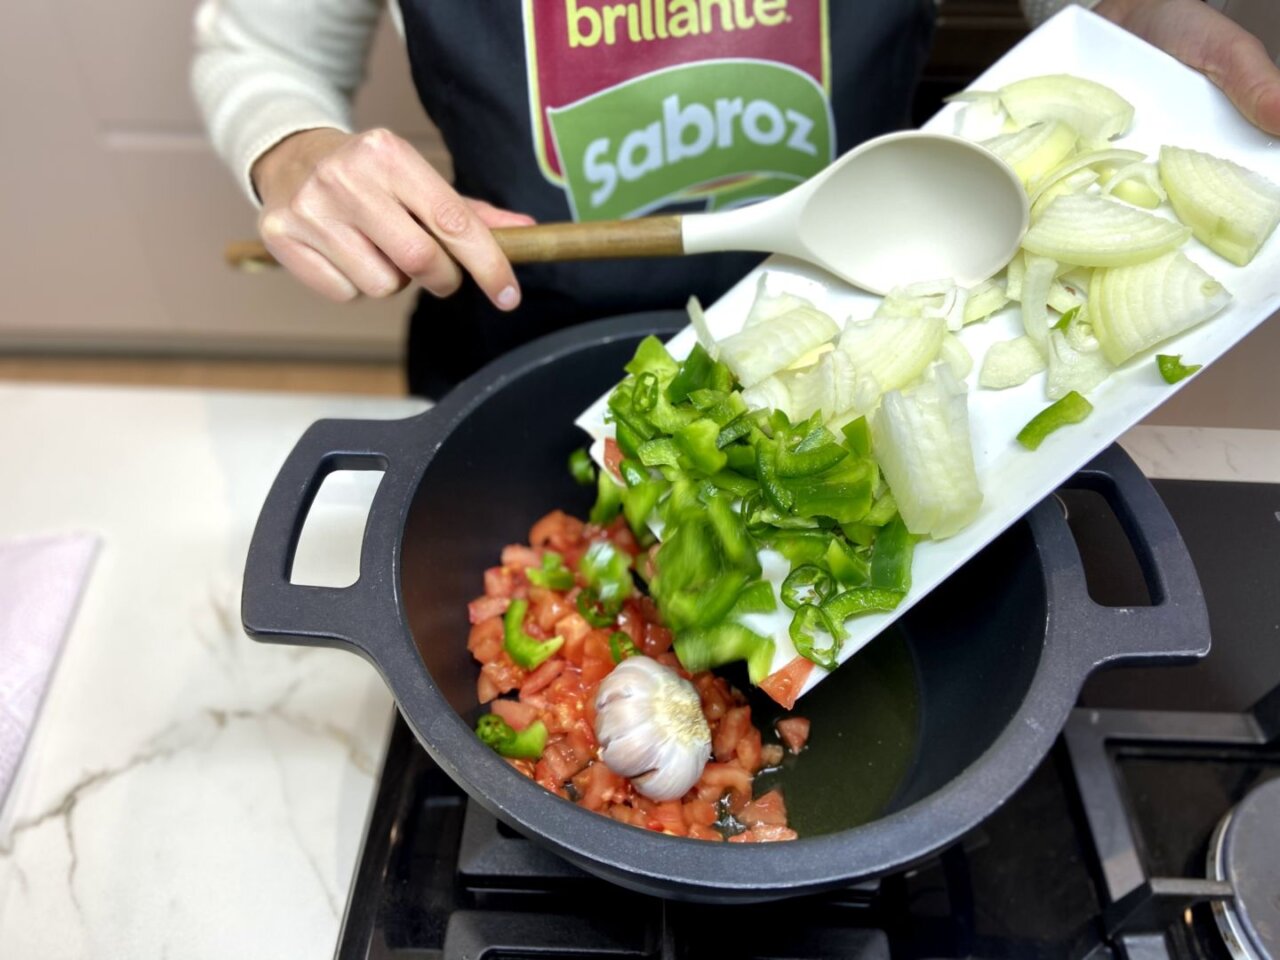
1207 777 1280 960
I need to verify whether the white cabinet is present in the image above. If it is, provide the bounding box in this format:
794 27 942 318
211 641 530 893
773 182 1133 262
0 2 448 359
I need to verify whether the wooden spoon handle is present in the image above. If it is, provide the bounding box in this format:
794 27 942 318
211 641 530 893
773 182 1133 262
492 216 685 263
223 215 686 271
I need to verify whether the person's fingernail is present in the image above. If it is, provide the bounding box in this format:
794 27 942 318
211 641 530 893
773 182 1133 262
497 286 519 310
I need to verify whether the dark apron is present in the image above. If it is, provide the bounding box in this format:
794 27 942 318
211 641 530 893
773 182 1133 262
398 0 936 398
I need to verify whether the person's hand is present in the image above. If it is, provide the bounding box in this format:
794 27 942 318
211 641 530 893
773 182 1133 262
251 127 535 306
1096 0 1280 136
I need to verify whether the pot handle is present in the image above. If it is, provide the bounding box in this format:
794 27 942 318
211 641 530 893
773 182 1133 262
1028 444 1210 670
241 415 423 658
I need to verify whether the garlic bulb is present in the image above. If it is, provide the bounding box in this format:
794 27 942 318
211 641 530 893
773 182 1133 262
594 656 711 801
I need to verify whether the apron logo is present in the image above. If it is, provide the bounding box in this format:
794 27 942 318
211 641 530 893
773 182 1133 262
524 0 831 221
566 0 790 47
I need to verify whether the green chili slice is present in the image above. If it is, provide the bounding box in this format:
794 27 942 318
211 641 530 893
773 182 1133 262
674 621 775 685
789 603 841 670
1052 305 1081 333
781 564 836 610
1156 354 1201 384
727 579 777 617
475 715 548 760
821 588 903 640
1017 391 1094 451
589 469 623 525
503 599 564 669
609 631 638 663
869 516 914 594
525 551 575 591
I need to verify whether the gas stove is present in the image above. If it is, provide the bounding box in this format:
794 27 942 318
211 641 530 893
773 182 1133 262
337 478 1280 960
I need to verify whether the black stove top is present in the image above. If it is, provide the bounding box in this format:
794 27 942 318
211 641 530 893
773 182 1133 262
337 479 1280 960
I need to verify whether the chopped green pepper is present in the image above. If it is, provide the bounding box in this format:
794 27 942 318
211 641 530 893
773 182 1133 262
822 588 903 640
674 621 776 685
580 541 633 607
476 714 548 759
768 531 830 566
503 599 564 669
525 551 575 591
789 603 841 670
632 371 659 414
674 418 728 476
617 458 649 488
823 537 870 587
568 448 596 486
1156 354 1202 384
716 417 754 448
1017 391 1093 451
624 335 679 379
869 516 914 594
637 437 681 468
609 631 638 663
727 579 777 616
781 564 836 610
776 430 849 477
589 469 623 525
786 457 875 523
577 591 619 627
841 416 872 457
665 343 716 404
707 469 758 499
754 437 795 513
621 479 664 544
863 491 898 528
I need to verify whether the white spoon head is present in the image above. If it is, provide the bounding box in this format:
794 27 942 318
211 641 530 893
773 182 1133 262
797 131 1030 295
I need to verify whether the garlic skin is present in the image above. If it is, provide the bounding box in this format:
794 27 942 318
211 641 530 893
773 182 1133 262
594 656 712 801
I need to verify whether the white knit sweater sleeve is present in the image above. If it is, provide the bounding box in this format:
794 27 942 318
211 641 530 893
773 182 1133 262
191 0 384 204
1019 0 1103 28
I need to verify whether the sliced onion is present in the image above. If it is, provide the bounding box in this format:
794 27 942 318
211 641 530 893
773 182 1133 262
718 305 839 387
1088 251 1232 365
1046 328 1112 400
686 296 718 358
838 313 946 400
1031 168 1100 221
743 274 819 328
1021 254 1057 348
740 375 794 418
997 74 1135 141
979 336 1046 389
1101 162 1166 210
939 333 973 379
1047 278 1086 315
1159 145 1280 267
982 121 1079 186
1027 148 1145 208
1022 194 1191 267
963 279 1010 325
871 363 982 539
1005 251 1026 303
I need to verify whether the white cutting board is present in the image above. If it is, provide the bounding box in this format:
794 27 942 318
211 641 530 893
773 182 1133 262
577 6 1280 701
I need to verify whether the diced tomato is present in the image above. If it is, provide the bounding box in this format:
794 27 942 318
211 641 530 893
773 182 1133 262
605 516 641 557
713 706 751 763
741 789 788 827
736 726 763 773
695 673 731 722
489 697 541 731
484 566 521 598
648 800 687 836
573 762 628 812
583 629 613 663
728 824 798 843
688 823 723 841
554 612 591 665
542 737 591 783
757 657 815 710
655 652 685 676
699 762 752 804
615 603 644 646
476 672 499 704
480 658 525 696
529 587 572 632
519 659 565 699
529 510 585 551
467 617 504 663
641 622 673 657
603 437 624 482
760 743 785 768
682 798 718 828
581 656 612 687
776 717 811 755
501 544 542 569
468 594 510 624
506 757 536 778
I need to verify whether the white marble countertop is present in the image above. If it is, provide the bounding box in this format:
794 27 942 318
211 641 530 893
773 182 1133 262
0 381 1275 959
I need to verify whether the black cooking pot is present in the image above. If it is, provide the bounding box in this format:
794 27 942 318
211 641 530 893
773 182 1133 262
242 313 1209 902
